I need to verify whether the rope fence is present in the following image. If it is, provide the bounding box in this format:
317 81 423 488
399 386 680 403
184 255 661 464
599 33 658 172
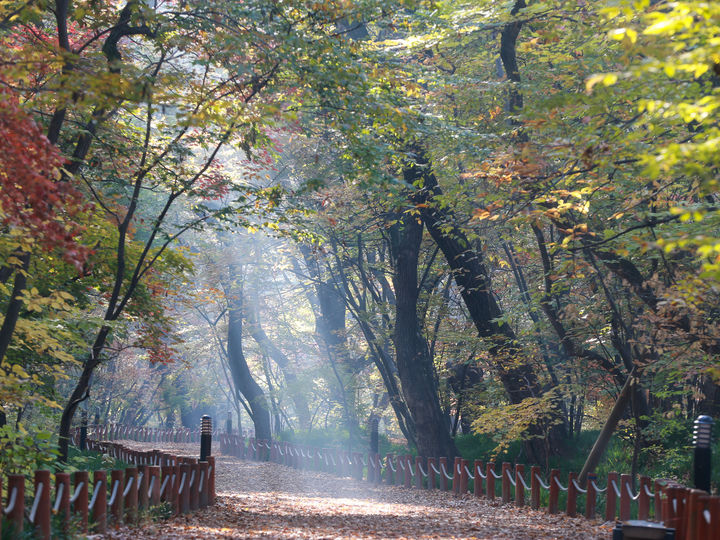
0 426 216 539
55 423 720 540
215 428 718 540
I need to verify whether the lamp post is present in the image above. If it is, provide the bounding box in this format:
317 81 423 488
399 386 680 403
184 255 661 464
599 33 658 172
693 415 713 492
200 415 212 462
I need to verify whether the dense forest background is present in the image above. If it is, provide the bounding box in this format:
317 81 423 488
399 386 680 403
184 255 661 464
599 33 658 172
1 0 719 489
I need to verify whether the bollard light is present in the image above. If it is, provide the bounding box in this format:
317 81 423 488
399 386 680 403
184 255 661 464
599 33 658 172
200 415 212 462
693 415 713 492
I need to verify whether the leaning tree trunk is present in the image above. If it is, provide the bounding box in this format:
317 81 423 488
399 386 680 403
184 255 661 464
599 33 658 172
226 265 271 441
389 207 458 459
404 154 561 465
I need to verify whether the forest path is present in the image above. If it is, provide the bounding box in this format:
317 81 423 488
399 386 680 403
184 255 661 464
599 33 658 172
109 441 610 539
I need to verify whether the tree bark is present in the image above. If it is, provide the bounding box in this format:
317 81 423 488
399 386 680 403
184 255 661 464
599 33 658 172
244 298 312 430
389 208 458 459
226 265 271 441
579 370 636 484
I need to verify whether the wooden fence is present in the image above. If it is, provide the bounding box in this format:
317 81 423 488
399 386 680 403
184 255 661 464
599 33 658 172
220 434 718 540
0 428 215 539
69 425 719 540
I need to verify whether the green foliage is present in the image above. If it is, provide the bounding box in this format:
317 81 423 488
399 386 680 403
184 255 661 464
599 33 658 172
0 424 57 476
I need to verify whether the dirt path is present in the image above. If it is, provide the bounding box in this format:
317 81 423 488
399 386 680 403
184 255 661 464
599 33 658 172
108 442 610 539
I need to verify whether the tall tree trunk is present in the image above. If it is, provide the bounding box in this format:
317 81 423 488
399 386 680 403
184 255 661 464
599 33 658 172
244 298 311 430
226 265 271 441
299 245 360 439
404 153 558 464
389 208 458 459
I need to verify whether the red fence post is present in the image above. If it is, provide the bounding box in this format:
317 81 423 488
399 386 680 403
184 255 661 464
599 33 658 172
502 462 511 503
515 464 525 507
56 472 71 533
638 475 651 520
139 465 149 511
161 464 176 513
486 462 495 500
92 470 107 534
585 473 597 519
567 472 578 517
34 469 51 540
199 461 209 508
149 466 161 506
452 457 461 494
654 480 663 520
620 473 632 522
73 470 89 533
208 456 216 505
415 456 423 488
548 469 560 515
125 467 138 523
7 474 25 534
606 472 619 522
110 469 124 525
460 459 469 495
474 460 483 498
439 457 449 491
179 463 191 514
683 489 705 540
189 461 200 511
428 458 437 490
404 455 412 488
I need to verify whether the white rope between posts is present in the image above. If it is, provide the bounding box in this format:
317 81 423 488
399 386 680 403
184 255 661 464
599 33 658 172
490 468 502 480
553 476 568 492
476 466 487 480
89 482 102 510
189 470 195 488
107 480 120 507
325 454 329 467
430 462 441 476
703 509 711 524
418 462 428 477
440 462 453 481
399 459 406 471
361 456 367 467
29 482 44 523
278 446 285 456
178 472 187 495
199 471 205 493
3 487 17 515
534 473 550 490
505 468 517 487
330 454 337 467
591 479 607 493
137 472 144 492
517 473 531 491
611 479 621 498
626 482 640 501
53 482 64 513
643 484 655 498
147 476 155 499
389 459 397 472
464 465 475 481
369 458 377 470
409 462 416 476
159 475 170 498
122 476 134 498
571 478 587 494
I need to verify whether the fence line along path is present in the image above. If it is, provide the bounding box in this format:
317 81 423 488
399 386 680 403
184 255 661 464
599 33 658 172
112 440 609 539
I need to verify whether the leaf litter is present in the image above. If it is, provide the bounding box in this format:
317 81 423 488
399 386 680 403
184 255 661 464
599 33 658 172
107 441 611 539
